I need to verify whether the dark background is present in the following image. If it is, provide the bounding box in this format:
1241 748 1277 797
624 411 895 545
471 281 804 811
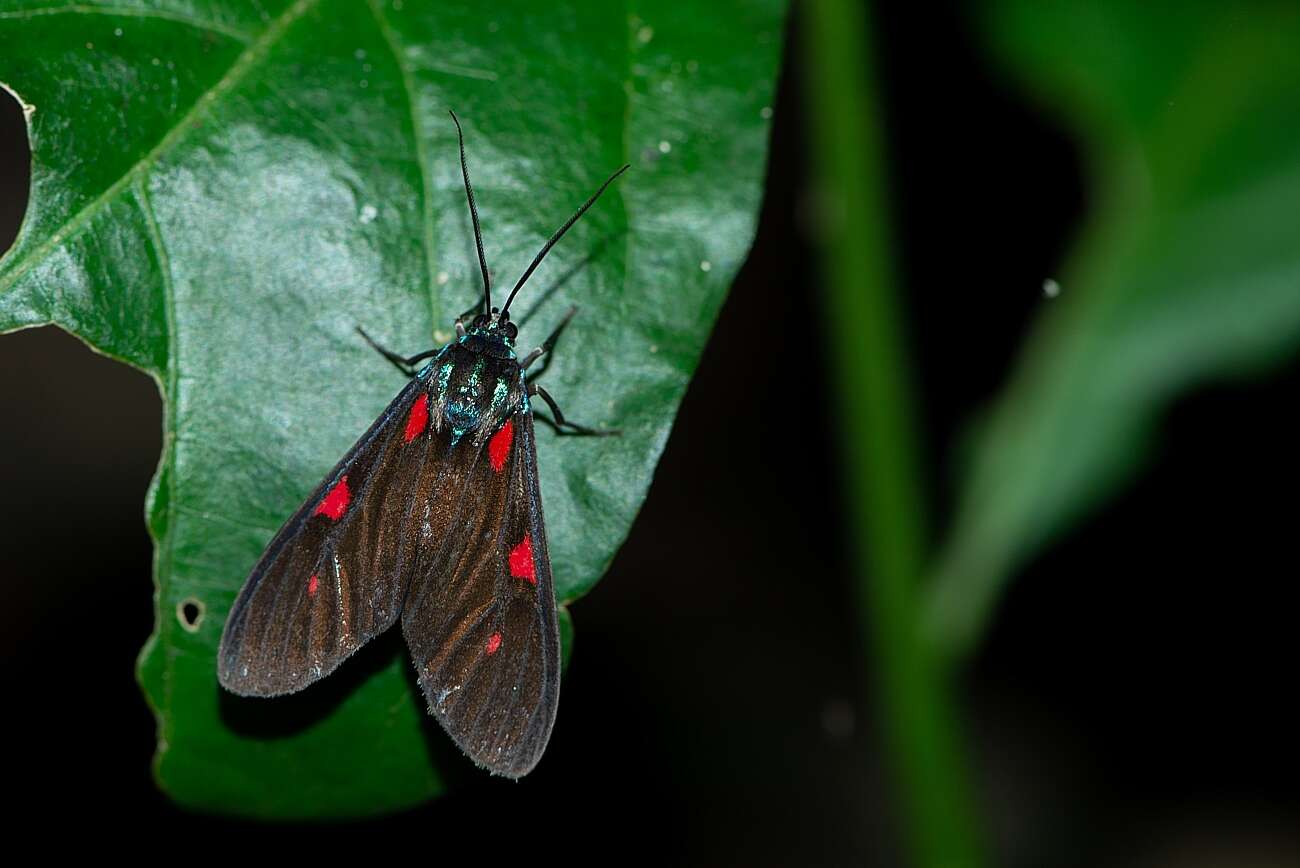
2 6 1297 865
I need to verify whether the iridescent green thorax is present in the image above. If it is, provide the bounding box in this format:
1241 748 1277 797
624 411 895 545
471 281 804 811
429 329 525 447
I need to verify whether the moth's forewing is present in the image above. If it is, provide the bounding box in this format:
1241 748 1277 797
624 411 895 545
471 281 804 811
218 367 441 696
402 406 561 778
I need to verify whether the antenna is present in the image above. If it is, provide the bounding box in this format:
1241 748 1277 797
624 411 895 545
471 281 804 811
500 164 630 315
449 110 492 313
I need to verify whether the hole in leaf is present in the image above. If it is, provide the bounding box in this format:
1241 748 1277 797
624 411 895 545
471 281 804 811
177 598 205 632
0 83 32 260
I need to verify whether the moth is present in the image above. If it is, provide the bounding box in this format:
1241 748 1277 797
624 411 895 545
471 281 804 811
217 111 627 778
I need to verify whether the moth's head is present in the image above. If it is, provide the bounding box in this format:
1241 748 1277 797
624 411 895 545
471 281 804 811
468 306 518 344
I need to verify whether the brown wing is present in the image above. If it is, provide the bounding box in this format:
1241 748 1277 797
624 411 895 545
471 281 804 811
218 366 445 696
401 408 561 778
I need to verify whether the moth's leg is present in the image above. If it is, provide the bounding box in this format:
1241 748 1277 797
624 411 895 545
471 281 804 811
520 305 579 371
455 318 468 337
529 383 620 436
355 327 438 378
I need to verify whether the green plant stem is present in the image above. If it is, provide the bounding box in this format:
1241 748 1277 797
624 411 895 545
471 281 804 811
802 1 985 865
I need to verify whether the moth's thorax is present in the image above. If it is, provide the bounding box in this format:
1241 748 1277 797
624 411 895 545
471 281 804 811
461 326 517 359
430 338 524 445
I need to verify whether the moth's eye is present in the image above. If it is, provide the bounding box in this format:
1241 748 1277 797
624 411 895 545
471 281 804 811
504 322 518 340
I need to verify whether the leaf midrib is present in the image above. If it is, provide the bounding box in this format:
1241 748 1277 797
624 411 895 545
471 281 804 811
366 0 439 325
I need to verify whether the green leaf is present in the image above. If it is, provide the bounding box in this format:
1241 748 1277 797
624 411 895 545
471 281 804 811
0 0 784 816
926 0 1300 662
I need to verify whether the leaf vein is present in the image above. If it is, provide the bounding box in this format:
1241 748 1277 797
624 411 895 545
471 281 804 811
0 4 255 43
367 0 439 327
0 0 321 297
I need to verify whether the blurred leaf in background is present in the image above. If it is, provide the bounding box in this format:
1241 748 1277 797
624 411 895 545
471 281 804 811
929 0 1300 662
809 1 1300 865
0 0 784 816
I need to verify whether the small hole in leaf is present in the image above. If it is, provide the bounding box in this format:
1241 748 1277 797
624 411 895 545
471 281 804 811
177 598 205 632
0 84 32 259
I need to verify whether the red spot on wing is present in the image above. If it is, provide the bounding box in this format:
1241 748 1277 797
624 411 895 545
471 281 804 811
508 534 536 585
488 418 514 472
485 632 502 655
307 574 319 596
314 475 351 521
404 393 430 443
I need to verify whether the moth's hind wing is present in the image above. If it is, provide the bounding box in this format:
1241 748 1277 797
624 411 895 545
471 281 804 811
402 409 561 778
218 369 441 696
